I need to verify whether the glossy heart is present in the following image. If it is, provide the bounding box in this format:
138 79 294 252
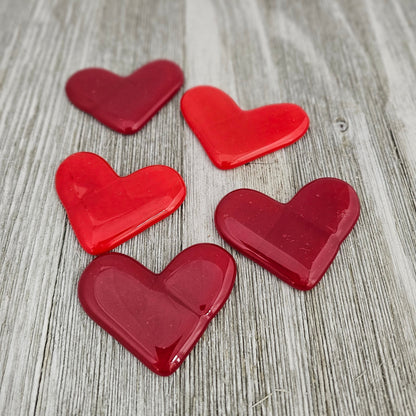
180 86 309 169
66 60 184 134
78 244 236 376
215 178 360 290
56 152 186 255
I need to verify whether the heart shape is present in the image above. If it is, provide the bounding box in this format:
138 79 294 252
55 152 186 255
180 86 309 169
78 244 236 376
66 60 184 134
215 178 360 290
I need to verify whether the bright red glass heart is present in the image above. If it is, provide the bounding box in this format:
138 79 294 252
55 152 186 255
215 178 360 290
66 60 184 134
180 86 309 169
78 244 236 376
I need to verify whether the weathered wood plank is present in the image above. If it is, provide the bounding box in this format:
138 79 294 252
0 0 415 415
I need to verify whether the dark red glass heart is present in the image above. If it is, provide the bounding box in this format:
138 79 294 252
55 152 186 255
66 60 184 134
215 178 360 290
78 244 236 376
180 86 309 169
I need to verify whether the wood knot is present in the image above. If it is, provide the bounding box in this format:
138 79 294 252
335 117 348 133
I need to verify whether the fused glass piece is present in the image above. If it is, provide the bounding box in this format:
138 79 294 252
180 86 309 169
66 60 184 134
55 152 186 255
215 178 360 290
78 244 236 376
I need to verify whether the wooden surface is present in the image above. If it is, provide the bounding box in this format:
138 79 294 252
1 0 416 414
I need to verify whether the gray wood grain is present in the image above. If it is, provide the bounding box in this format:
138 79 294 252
1 0 415 414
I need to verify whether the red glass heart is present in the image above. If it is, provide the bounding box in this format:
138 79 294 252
66 60 184 134
55 152 186 255
180 86 309 169
215 178 360 290
78 244 236 376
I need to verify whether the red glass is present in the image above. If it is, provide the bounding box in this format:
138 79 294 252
55 152 186 255
215 178 360 290
180 86 309 169
66 60 184 134
78 244 236 376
